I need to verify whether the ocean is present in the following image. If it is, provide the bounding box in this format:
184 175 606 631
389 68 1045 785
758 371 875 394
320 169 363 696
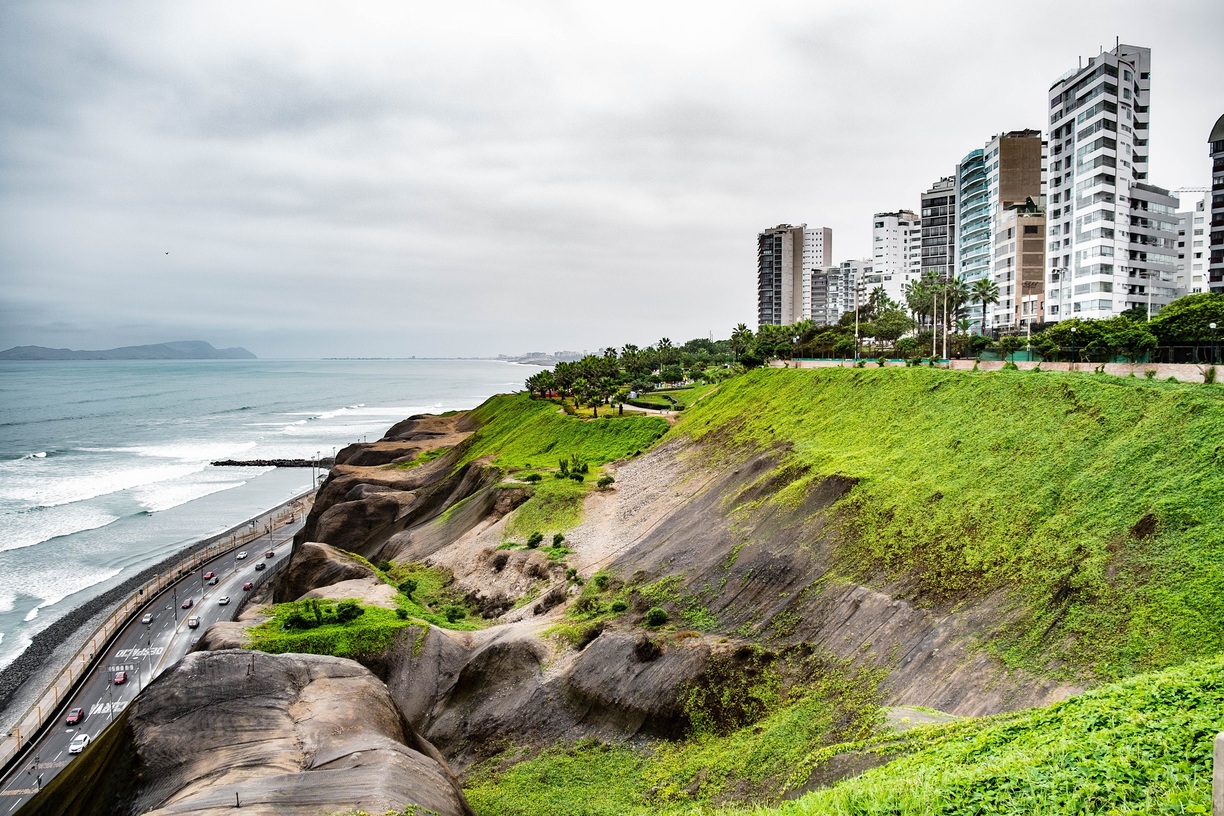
0 358 540 672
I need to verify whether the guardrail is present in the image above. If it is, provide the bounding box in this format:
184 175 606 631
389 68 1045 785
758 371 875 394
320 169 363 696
0 495 308 772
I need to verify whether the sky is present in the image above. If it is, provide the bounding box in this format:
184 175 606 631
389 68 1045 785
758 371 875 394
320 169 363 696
1 1 1222 359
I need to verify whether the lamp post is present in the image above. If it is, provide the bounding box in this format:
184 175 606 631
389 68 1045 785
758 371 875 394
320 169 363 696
1211 322 1218 366
1070 326 1078 367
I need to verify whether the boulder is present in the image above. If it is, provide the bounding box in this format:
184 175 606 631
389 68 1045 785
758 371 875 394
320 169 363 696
274 541 377 604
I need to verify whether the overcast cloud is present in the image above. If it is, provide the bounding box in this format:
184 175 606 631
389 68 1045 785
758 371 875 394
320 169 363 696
1 1 1221 358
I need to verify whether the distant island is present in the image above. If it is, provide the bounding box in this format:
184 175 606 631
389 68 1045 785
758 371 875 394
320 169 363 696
0 340 257 361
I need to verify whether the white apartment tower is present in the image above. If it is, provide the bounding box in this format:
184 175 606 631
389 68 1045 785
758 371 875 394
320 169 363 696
1174 192 1209 295
801 227 833 319
811 259 871 327
1046 44 1178 319
870 210 921 304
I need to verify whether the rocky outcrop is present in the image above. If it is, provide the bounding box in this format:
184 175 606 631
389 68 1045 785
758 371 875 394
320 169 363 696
23 650 474 816
274 541 378 604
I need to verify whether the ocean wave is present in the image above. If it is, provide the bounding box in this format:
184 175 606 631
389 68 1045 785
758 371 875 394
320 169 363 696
18 566 124 621
0 592 13 614
0 461 207 508
0 505 122 554
132 477 250 513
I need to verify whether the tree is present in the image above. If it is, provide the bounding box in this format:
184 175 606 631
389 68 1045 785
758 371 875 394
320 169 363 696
730 324 753 362
1100 316 1157 362
970 278 1000 335
997 335 1025 362
1149 293 1224 344
870 308 914 353
524 370 556 399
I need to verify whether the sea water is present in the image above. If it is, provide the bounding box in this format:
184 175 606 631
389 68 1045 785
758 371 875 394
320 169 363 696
0 358 540 671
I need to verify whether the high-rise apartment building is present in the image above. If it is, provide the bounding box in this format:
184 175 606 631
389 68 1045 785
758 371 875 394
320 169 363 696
757 224 805 328
1046 44 1178 319
870 210 921 304
956 149 990 286
920 177 957 280
1210 114 1224 293
811 259 870 327
801 227 833 319
1174 192 1209 295
992 201 1047 330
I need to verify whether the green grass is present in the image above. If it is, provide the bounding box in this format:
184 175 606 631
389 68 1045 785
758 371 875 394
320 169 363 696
387 561 487 630
461 393 668 470
247 601 421 658
675 368 1224 680
464 654 1224 816
464 653 886 815
394 446 448 469
505 477 589 540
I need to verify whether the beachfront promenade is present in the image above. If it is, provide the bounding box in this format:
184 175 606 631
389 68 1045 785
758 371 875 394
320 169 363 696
0 493 311 779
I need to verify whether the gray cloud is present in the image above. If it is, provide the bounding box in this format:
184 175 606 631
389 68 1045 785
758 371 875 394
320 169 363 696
1 0 1222 358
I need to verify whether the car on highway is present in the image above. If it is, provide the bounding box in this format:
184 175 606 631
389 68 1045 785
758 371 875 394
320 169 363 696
114 670 128 685
181 598 194 609
218 596 230 606
236 551 248 560
203 571 216 580
255 562 266 571
208 576 219 585
242 581 253 590
187 616 201 629
65 707 85 726
68 733 91 755
265 550 275 559
141 612 153 624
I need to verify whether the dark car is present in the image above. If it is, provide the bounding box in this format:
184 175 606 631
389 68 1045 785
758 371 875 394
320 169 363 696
203 571 215 580
66 707 85 726
113 670 128 685
264 550 275 559
242 581 253 590
181 598 194 609
254 562 266 572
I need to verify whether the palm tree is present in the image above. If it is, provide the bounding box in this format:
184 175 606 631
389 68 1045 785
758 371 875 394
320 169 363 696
730 324 752 362
970 278 1000 335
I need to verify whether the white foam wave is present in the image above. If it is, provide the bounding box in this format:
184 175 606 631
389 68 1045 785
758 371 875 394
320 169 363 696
18 566 124 621
0 505 122 554
126 441 258 461
133 476 250 513
0 461 207 508
0 592 13 614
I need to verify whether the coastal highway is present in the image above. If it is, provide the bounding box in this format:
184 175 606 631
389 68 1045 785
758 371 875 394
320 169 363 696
0 521 300 811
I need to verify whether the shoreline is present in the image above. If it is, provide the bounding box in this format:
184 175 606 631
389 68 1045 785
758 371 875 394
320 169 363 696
0 488 313 732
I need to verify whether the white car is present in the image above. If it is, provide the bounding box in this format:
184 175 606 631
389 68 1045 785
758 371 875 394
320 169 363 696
68 733 91 754
141 613 153 624
236 551 248 560
218 596 230 606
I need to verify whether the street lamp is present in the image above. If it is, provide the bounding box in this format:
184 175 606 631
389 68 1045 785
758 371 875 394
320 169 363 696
1070 326 1078 366
1211 322 1218 366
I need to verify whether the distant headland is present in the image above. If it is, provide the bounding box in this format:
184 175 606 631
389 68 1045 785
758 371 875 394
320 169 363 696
0 340 257 361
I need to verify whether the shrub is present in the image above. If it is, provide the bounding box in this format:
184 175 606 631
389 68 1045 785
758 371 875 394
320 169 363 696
611 600 629 613
877 356 887 367
1206 366 1217 384
397 578 418 598
378 560 393 573
566 567 579 581
569 472 584 482
523 473 542 483
597 475 615 489
554 471 567 479
645 607 669 627
395 608 408 620
1144 369 1157 379
855 360 866 368
443 604 467 623
592 572 610 590
335 600 364 623
526 531 544 548
552 533 565 546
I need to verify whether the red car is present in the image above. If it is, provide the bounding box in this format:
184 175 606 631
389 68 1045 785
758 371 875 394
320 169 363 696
264 550 275 559
113 671 128 685
66 707 85 725
203 571 215 580
242 581 253 591
181 598 194 609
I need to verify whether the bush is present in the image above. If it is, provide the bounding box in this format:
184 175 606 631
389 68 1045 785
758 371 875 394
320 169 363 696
523 473 542 483
611 600 629 613
378 560 393 573
397 578 418 598
526 531 544 548
1144 369 1157 379
335 600 364 623
569 472 584 482
645 607 669 627
597 475 615 489
443 604 467 623
395 608 408 620
566 567 579 581
1206 366 1217 384
877 356 888 367
553 533 565 546
592 572 610 590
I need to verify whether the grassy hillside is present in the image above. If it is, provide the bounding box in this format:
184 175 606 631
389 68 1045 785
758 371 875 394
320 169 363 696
679 367 1224 681
466 653 1224 815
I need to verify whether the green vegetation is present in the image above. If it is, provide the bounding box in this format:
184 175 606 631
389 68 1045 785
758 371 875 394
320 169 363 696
384 561 487 631
465 654 1224 815
248 600 420 658
505 477 588 541
680 367 1224 680
395 446 448 469
465 652 885 815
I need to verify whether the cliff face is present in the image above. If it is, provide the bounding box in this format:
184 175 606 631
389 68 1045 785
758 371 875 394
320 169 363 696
23 650 473 816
